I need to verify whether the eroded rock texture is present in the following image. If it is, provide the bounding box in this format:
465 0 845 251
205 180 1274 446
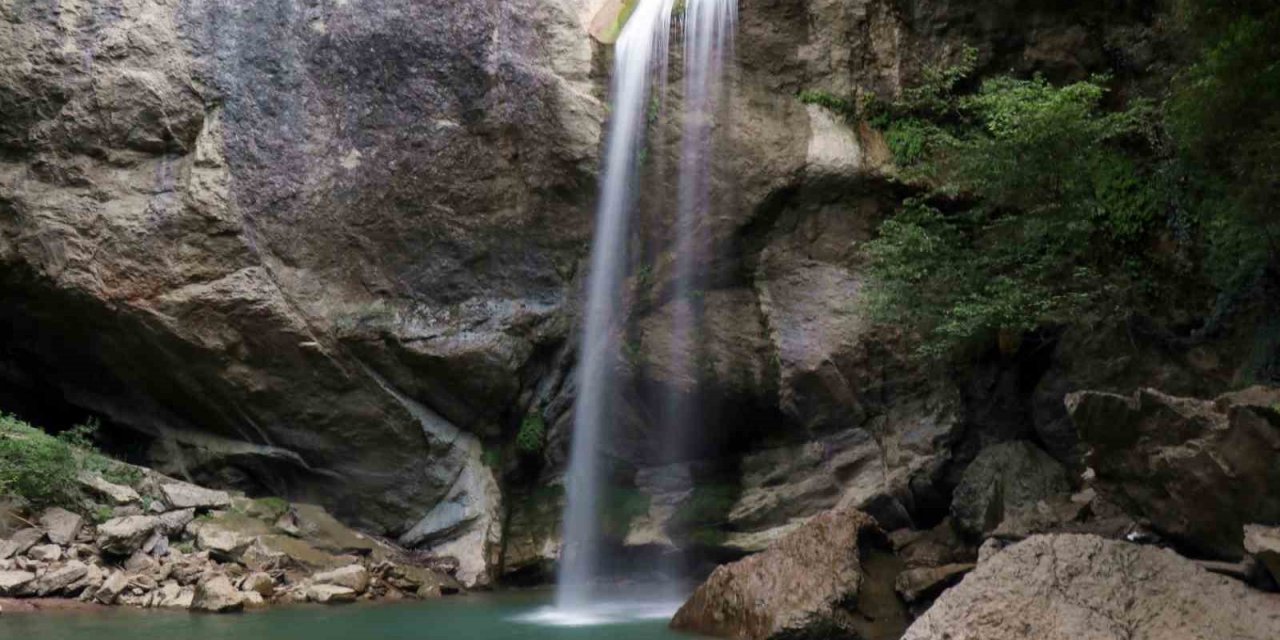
903 534 1280 640
1068 387 1280 559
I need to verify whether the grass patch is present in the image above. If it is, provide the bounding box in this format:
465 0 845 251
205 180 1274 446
0 413 136 510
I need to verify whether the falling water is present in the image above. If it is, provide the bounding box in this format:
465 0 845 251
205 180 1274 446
557 0 678 613
552 0 738 621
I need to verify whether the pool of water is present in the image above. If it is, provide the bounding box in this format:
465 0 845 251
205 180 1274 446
0 590 702 640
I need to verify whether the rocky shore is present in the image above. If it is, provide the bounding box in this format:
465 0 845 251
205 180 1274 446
0 467 461 614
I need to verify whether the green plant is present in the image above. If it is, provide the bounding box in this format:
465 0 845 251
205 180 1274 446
601 486 650 539
516 414 547 455
0 414 80 509
798 90 857 120
91 505 115 524
668 483 739 547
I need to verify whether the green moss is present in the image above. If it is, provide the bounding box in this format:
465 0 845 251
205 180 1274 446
516 414 547 455
600 0 640 43
0 414 82 509
601 485 650 540
668 483 740 547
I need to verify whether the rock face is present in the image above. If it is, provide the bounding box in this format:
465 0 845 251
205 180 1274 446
903 534 1280 640
950 441 1071 539
670 509 879 640
1068 387 1280 558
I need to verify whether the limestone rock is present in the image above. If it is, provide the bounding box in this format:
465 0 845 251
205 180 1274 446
0 570 35 596
241 572 275 597
192 521 254 560
77 473 141 505
97 516 161 555
35 560 89 596
157 509 196 536
191 575 244 613
93 571 130 604
38 508 83 545
0 529 44 560
313 564 370 594
26 544 63 562
1246 524 1280 586
903 535 1280 640
1068 387 1280 558
950 441 1070 539
160 482 232 510
306 583 358 604
671 509 879 640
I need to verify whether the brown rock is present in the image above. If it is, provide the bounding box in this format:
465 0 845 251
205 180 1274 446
1068 388 1280 559
191 575 244 613
670 509 879 640
903 534 1280 640
894 563 974 604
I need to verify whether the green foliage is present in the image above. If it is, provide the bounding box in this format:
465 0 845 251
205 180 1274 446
865 67 1156 356
516 413 546 455
90 504 114 524
798 90 857 119
0 414 81 509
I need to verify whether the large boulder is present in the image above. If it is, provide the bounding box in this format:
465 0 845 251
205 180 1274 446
0 570 35 596
192 575 245 613
313 564 370 594
38 507 83 545
0 528 43 559
903 534 1280 640
34 560 89 596
950 441 1071 539
1068 387 1280 559
670 509 880 640
77 472 141 505
160 481 232 510
97 516 161 555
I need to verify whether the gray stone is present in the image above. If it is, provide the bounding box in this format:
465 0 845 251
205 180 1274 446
35 560 89 596
0 570 35 596
903 535 1280 640
191 575 244 613
160 481 232 510
77 472 141 505
951 441 1071 539
157 509 196 535
26 544 63 562
0 529 43 560
38 508 83 545
97 516 161 555
894 563 974 604
94 571 130 604
241 572 275 598
306 583 358 604
313 564 370 594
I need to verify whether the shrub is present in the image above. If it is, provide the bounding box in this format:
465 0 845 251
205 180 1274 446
0 414 81 509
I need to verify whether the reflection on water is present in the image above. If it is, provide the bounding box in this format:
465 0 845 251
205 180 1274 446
0 589 703 640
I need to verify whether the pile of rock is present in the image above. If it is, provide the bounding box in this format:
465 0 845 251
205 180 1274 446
0 470 462 613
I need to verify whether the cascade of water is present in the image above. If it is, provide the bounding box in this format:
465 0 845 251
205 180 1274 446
557 0 678 612
554 0 737 617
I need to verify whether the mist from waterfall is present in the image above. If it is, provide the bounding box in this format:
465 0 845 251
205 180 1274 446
552 0 737 621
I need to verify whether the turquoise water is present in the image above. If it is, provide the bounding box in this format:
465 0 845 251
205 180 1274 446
0 591 700 640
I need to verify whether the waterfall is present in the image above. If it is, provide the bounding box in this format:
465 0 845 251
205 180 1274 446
553 0 737 618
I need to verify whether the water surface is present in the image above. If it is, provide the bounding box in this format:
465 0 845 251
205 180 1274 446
0 591 700 640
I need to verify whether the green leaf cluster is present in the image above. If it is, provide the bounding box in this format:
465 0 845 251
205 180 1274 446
516 413 547 455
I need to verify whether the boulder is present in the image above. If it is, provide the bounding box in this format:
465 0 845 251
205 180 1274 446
156 582 196 609
894 563 974 604
97 516 161 555
950 441 1070 539
192 521 254 560
0 570 35 596
93 571 130 604
38 508 83 545
26 544 63 562
157 508 196 535
0 529 44 560
1068 387 1280 558
35 560 89 596
160 481 232 510
671 509 879 640
191 575 244 613
902 534 1280 640
306 583 358 604
1245 524 1280 586
242 590 266 607
77 472 141 505
313 564 370 594
241 572 275 597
